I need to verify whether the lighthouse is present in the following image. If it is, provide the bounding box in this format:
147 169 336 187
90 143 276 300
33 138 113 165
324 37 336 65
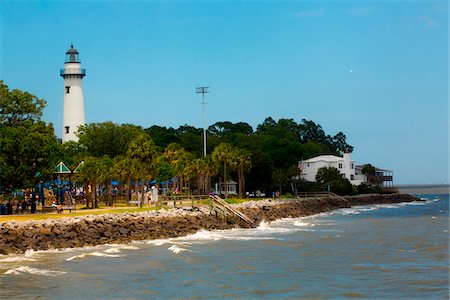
60 45 86 143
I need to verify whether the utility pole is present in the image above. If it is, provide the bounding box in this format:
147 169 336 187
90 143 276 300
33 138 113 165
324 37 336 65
196 86 209 157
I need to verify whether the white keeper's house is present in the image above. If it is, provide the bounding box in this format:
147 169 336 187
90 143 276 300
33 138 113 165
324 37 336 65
299 152 365 185
298 152 394 188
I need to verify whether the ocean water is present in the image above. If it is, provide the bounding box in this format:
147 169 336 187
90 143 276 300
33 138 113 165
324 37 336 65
0 194 448 299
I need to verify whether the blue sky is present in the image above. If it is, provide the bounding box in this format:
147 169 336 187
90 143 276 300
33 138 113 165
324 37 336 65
1 1 448 184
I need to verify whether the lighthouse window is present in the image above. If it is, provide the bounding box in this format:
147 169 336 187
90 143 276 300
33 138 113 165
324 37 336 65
65 126 70 134
338 163 343 169
65 86 70 94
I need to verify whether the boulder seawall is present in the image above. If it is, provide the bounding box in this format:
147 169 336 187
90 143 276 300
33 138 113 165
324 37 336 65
0 194 422 255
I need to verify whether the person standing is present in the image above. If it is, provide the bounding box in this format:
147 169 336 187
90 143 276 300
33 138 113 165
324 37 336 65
6 200 12 215
151 185 159 206
30 195 37 214
146 190 152 207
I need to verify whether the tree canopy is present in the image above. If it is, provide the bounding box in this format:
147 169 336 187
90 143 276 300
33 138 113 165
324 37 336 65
1 81 358 197
0 81 59 193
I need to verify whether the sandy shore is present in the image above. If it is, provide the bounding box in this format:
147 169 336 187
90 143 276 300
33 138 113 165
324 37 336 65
0 194 422 255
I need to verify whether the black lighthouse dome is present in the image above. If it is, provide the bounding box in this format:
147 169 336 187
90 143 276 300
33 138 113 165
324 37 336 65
65 45 80 63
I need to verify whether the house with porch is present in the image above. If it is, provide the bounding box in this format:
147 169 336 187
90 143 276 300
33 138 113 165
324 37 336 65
299 152 365 186
299 153 394 187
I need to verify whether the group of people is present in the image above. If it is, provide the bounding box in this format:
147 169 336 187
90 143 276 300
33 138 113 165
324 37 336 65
145 185 159 207
0 194 40 215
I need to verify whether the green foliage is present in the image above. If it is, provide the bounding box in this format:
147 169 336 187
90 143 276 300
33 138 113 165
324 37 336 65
361 164 382 185
77 122 141 158
357 182 382 194
315 167 354 196
0 82 59 193
1 80 354 198
315 167 344 184
0 81 46 126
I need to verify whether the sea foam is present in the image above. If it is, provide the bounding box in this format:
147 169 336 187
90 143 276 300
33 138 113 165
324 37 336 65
168 245 191 254
0 256 37 263
4 266 66 276
66 251 124 261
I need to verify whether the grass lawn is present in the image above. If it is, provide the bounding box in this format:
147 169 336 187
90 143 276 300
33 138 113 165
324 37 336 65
0 197 268 222
0 205 160 222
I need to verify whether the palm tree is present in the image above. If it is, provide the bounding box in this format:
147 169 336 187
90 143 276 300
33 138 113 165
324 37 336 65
212 143 235 198
164 143 189 194
154 154 174 195
99 155 114 206
233 149 252 198
126 134 158 206
193 158 208 195
73 156 103 208
113 155 135 205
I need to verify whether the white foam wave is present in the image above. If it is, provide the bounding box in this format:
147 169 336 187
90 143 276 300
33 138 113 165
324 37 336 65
338 208 362 215
168 245 191 254
66 253 88 261
4 266 66 276
293 221 315 227
104 244 140 250
146 239 174 246
0 257 37 263
103 248 121 254
66 251 124 261
117 245 139 250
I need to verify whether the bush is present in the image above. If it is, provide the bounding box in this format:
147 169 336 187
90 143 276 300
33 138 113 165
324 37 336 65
357 183 382 194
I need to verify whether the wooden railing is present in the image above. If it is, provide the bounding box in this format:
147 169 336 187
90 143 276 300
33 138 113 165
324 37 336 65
209 195 255 228
161 195 209 209
296 192 350 204
296 192 330 199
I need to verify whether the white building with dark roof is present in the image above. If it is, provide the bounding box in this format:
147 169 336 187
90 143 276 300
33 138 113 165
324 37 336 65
299 152 365 185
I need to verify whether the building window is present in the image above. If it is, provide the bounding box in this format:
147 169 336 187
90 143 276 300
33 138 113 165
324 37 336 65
65 86 70 94
338 163 342 169
350 175 354 180
351 163 354 169
65 126 70 134
307 163 310 167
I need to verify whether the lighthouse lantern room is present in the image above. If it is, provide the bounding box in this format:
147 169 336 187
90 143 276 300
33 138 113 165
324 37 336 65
60 45 86 143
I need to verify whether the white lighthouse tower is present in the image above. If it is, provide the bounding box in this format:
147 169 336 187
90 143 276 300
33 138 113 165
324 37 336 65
60 45 86 143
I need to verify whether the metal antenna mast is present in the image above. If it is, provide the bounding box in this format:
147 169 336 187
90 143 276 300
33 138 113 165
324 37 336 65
196 86 209 157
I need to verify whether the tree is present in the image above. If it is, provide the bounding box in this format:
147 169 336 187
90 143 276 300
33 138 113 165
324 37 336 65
192 158 208 195
98 155 114 206
331 132 354 154
212 143 235 198
233 149 251 198
0 81 59 193
77 122 141 158
315 167 353 195
272 168 286 195
315 167 344 185
73 156 105 208
0 81 46 126
154 155 174 194
361 164 382 185
164 143 190 193
113 155 136 205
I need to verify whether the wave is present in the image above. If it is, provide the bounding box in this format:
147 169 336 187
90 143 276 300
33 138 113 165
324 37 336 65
293 220 316 227
66 251 124 261
0 257 37 263
168 245 191 254
4 266 66 276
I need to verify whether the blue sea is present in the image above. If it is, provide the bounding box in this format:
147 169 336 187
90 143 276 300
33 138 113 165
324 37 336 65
0 194 448 299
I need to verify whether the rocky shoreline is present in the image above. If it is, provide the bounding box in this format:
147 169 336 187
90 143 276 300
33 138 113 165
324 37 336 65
0 194 422 255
